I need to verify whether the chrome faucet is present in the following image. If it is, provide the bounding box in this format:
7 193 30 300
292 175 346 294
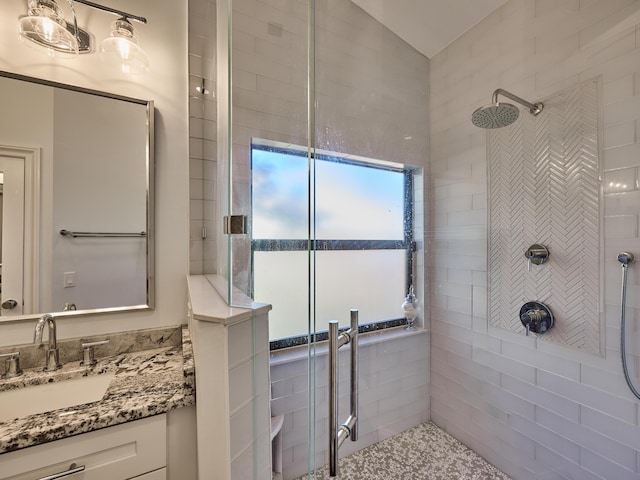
34 314 61 371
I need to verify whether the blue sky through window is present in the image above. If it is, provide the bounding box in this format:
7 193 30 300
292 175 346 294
252 149 404 240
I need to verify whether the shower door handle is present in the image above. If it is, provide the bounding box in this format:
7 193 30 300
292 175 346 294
329 309 359 477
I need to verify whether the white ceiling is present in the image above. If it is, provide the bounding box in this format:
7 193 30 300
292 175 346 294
351 0 510 58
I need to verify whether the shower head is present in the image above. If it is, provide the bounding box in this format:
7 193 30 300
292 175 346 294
471 88 543 129
471 103 520 129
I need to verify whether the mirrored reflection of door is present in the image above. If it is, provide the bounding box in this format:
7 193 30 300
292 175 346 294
0 154 25 316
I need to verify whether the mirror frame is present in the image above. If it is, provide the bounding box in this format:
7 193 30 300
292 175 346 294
0 70 154 322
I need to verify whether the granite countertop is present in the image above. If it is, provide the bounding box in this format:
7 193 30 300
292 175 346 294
0 326 194 454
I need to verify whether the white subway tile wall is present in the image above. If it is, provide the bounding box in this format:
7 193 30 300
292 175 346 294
431 1 640 479
189 0 217 275
227 314 272 479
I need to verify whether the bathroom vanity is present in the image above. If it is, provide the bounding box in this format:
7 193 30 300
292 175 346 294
2 416 167 479
0 326 195 479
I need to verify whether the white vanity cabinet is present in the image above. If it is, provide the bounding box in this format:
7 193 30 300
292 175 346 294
132 469 167 479
0 415 167 480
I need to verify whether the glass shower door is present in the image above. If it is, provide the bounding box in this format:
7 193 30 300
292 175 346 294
307 1 428 477
224 1 317 476
227 1 427 477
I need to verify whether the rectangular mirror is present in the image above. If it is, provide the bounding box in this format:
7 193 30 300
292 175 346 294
0 71 154 321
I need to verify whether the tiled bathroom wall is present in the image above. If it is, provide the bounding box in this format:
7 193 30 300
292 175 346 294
188 0 217 276
488 79 601 354
430 0 640 479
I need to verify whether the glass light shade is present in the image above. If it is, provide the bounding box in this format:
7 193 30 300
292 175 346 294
100 18 149 75
17 0 79 58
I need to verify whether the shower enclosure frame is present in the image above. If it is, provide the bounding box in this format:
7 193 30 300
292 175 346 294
213 1 429 478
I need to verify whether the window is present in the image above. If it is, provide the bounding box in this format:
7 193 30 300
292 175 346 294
251 141 416 347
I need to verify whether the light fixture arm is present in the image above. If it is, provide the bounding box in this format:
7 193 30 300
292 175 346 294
72 0 146 24
492 88 543 115
66 0 80 40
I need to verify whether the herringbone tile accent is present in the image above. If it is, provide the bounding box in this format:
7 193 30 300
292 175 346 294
488 80 601 354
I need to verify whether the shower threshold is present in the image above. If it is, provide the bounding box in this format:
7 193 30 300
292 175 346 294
296 421 512 480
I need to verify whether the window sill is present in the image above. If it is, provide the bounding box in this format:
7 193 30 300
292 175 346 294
269 325 429 367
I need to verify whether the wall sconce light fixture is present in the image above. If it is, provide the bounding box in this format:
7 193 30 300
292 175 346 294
17 0 149 74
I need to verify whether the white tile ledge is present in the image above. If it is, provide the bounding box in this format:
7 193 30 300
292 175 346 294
270 326 429 366
187 275 271 326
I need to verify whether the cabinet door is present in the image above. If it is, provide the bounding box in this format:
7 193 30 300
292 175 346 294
1 415 166 480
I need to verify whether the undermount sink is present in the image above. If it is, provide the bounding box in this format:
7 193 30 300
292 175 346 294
0 372 115 422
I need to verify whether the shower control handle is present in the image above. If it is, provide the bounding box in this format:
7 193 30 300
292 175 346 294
525 244 549 271
521 309 548 334
520 301 554 336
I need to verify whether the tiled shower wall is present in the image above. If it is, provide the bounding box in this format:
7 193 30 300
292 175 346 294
188 0 217 276
430 1 640 479
488 79 601 354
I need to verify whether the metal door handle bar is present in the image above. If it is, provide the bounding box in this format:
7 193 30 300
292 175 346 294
329 309 359 477
60 229 147 238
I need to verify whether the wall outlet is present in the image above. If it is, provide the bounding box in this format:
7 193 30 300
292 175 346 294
64 271 76 288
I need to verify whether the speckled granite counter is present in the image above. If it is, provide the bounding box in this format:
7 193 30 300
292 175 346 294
0 326 194 454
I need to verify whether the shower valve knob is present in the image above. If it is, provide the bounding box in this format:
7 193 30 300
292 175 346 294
520 301 554 336
525 244 549 271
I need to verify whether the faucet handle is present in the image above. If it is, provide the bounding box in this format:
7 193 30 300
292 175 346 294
519 301 554 336
81 340 109 367
524 244 549 272
0 352 23 378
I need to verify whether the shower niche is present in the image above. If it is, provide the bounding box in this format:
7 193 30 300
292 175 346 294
487 78 602 355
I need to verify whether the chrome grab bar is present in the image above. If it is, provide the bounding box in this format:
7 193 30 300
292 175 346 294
60 229 147 238
329 309 359 477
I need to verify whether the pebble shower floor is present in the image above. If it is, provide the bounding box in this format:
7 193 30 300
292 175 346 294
296 422 512 480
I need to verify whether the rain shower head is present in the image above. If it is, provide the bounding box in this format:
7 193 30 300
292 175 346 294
471 102 520 129
471 88 543 129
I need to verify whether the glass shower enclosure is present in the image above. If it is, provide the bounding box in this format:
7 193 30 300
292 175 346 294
217 1 428 477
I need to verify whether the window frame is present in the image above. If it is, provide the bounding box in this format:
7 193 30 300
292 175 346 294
250 142 417 349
